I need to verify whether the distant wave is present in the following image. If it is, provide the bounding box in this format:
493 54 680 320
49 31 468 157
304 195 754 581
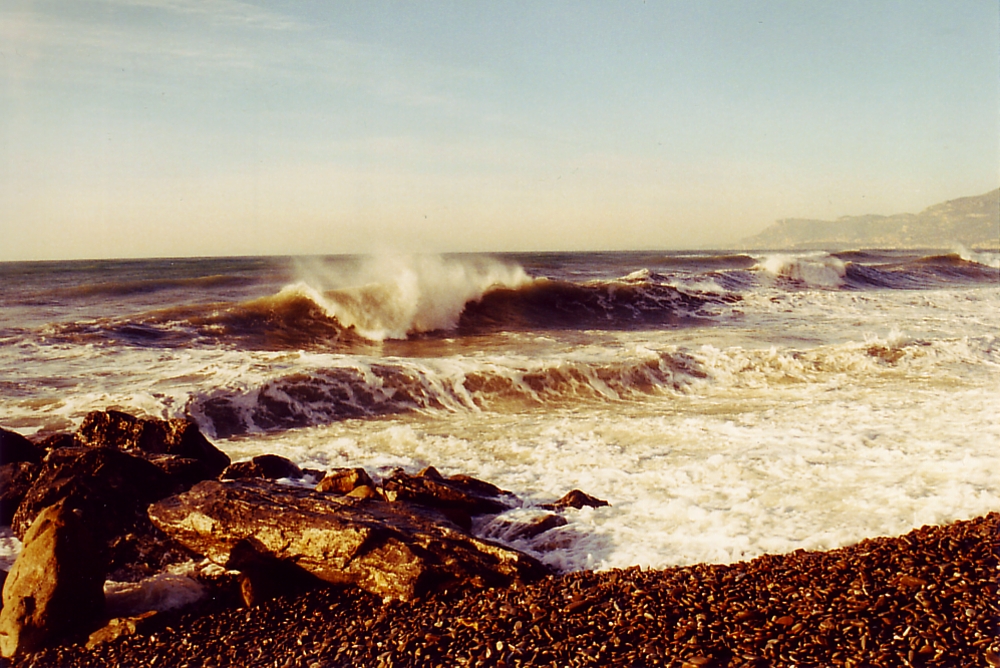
55 274 253 299
756 251 999 290
457 277 731 333
43 256 735 350
756 253 848 288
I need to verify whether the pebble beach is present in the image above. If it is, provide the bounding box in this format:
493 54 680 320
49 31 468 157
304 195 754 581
5 512 996 668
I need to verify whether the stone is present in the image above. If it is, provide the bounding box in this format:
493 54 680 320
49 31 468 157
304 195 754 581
10 447 172 542
382 468 512 517
75 410 230 478
33 434 78 451
316 467 376 495
148 479 549 602
0 499 107 657
222 454 303 481
545 489 610 510
0 428 42 466
0 462 40 526
144 454 220 495
85 611 157 649
225 540 320 607
494 513 568 542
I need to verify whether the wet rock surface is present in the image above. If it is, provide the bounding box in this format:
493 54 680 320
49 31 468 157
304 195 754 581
0 464 39 527
148 479 549 602
0 430 42 467
4 512 995 667
75 410 230 479
0 499 107 658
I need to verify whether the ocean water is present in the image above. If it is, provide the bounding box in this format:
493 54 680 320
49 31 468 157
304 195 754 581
1 249 998 581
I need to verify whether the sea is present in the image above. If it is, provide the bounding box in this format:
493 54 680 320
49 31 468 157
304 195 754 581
1 249 998 588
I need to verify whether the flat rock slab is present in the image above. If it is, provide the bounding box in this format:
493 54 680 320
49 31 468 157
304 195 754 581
148 480 549 602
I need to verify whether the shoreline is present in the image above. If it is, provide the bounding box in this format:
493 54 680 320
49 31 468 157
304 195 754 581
5 512 996 668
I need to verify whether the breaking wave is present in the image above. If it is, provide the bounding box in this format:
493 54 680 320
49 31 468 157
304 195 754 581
185 333 998 437
756 251 999 291
43 255 734 350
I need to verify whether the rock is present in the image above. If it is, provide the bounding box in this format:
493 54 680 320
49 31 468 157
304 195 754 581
0 499 107 657
0 462 40 526
10 447 172 542
545 489 610 510
33 433 78 451
225 540 321 607
222 454 303 481
382 468 512 518
144 454 220 494
149 479 549 602
316 467 376 495
75 410 230 478
493 513 568 542
0 428 43 466
85 611 157 650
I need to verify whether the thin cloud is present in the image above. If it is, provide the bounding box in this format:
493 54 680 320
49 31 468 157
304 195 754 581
102 0 305 31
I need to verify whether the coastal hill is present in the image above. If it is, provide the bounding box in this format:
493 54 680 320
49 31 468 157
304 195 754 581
742 188 999 250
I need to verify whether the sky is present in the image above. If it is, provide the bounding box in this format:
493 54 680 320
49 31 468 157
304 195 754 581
1 1 998 260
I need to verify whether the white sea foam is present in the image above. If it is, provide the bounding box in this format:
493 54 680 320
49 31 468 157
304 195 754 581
0 527 21 571
290 254 532 340
2 256 997 594
757 253 847 287
953 244 1000 269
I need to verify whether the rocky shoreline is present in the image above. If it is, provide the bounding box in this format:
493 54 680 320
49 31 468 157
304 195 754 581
1 412 997 667
2 513 995 667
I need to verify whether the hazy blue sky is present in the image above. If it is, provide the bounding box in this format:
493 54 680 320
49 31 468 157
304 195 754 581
2 1 998 260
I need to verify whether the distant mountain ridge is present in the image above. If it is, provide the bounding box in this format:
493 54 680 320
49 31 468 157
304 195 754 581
742 189 999 250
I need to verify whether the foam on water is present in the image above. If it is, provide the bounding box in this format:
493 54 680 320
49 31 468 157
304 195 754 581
2 253 998 588
293 254 532 340
757 252 847 288
239 366 998 572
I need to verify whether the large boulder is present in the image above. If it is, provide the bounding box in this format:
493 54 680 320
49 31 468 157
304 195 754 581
76 410 230 479
0 428 43 466
0 499 107 657
10 447 194 580
0 462 40 526
149 479 548 602
10 448 171 541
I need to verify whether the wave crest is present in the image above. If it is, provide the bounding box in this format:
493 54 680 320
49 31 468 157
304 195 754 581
758 253 847 288
298 254 533 341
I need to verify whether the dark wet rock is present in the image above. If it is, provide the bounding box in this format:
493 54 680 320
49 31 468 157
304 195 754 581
31 434 78 452
143 454 219 495
544 489 610 510
382 468 512 520
75 410 230 478
0 499 107 657
222 454 303 481
0 429 42 466
494 513 568 542
315 467 376 495
148 479 549 602
0 463 40 526
10 447 171 542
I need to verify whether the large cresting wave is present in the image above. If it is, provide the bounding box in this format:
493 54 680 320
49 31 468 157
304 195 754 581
43 254 733 349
